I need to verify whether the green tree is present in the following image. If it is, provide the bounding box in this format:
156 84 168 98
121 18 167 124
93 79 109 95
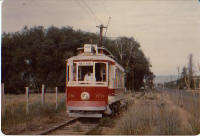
2 26 154 93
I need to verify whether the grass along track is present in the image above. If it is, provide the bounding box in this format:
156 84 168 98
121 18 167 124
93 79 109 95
2 93 66 135
2 92 129 135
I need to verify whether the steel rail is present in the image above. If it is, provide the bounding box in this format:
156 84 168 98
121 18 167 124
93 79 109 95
38 117 80 135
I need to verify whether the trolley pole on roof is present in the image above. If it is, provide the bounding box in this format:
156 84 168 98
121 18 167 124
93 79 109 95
96 24 107 47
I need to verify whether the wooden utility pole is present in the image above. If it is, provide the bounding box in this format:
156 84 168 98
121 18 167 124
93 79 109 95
96 24 107 47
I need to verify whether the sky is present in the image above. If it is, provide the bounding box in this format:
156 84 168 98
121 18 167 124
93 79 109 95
1 0 200 76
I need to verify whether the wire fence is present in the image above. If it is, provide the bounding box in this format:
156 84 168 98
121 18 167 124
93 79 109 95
1 83 66 117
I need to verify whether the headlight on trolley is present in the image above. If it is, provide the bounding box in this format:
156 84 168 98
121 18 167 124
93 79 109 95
81 92 90 101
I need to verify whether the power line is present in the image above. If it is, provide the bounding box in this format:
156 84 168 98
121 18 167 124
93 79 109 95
74 0 99 25
74 0 112 37
97 0 111 37
100 0 111 17
81 0 102 24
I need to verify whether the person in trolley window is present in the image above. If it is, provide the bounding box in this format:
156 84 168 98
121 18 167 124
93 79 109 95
84 71 96 82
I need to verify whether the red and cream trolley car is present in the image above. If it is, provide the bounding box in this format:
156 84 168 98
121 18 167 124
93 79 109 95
66 44 125 118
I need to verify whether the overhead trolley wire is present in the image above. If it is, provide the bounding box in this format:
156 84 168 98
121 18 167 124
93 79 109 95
74 0 99 25
100 0 111 17
98 0 111 37
81 0 103 24
74 0 112 38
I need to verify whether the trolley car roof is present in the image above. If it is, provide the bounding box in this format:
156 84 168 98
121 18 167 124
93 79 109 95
66 54 124 72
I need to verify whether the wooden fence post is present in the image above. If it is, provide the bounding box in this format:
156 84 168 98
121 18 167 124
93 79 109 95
55 87 58 110
1 83 5 116
180 90 183 106
25 87 29 114
199 79 200 89
41 84 45 106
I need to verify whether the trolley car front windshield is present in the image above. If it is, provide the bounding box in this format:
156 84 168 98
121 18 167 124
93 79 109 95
73 62 107 85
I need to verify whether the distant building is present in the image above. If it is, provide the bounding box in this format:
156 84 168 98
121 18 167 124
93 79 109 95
163 76 200 90
193 76 200 89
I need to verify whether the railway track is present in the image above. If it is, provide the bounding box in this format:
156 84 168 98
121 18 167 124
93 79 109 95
38 117 100 135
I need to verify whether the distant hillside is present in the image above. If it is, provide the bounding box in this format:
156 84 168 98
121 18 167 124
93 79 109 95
154 75 178 84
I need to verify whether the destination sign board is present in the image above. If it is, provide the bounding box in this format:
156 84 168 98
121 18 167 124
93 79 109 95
78 62 93 66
